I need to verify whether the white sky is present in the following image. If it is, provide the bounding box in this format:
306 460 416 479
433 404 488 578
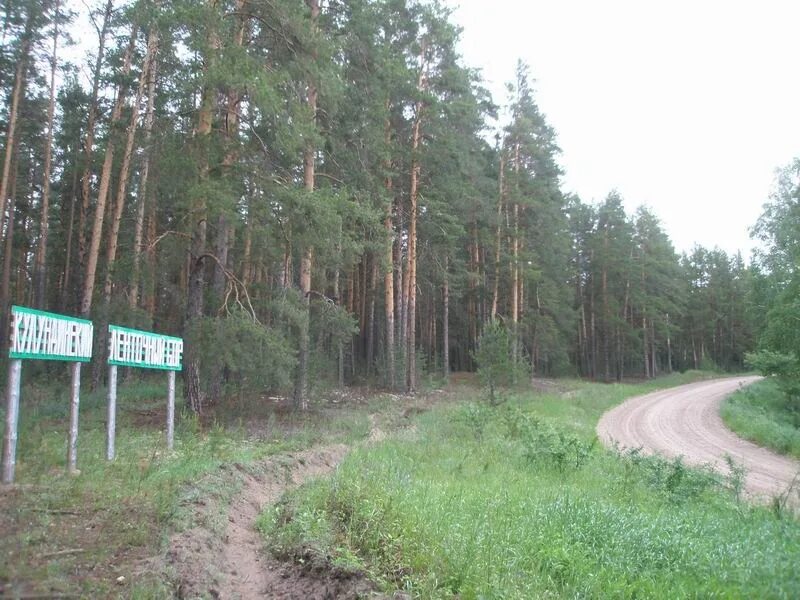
444 0 800 256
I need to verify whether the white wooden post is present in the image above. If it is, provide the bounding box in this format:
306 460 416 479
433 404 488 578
167 370 175 450
2 359 22 484
67 362 81 474
107 364 117 460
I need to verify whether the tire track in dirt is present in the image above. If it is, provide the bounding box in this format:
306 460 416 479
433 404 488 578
167 443 378 599
597 376 800 502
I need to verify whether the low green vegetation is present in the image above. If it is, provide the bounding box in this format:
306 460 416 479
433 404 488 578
263 373 800 599
722 377 800 459
0 374 372 597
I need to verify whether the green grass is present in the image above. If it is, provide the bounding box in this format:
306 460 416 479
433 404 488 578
0 373 373 597
263 372 800 599
722 377 800 459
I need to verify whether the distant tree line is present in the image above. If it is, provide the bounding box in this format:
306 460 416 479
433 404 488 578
747 160 800 407
0 0 770 412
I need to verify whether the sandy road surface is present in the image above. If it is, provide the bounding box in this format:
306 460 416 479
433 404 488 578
597 376 800 501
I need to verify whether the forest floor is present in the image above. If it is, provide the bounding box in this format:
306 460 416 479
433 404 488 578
597 375 800 502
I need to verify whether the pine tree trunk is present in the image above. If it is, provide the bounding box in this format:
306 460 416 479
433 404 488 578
619 277 630 381
580 301 588 375
95 25 152 388
589 257 597 379
511 196 520 366
666 313 673 373
14 156 34 308
0 162 17 356
2 198 15 310
383 109 396 389
366 258 378 377
359 258 368 355
295 246 313 407
80 26 137 318
0 15 33 231
144 190 158 320
394 219 403 355
103 29 154 305
384 193 395 389
650 320 657 376
78 0 114 292
642 315 650 378
491 148 505 318
184 5 219 414
60 155 79 311
406 111 422 393
511 142 520 323
130 25 160 310
430 288 437 367
443 256 449 381
405 45 430 393
15 205 28 306
33 0 60 308
333 231 344 387
281 238 292 288
294 0 320 410
602 235 610 382
468 218 479 360
400 211 409 374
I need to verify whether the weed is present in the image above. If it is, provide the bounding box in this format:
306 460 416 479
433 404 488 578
771 473 800 520
519 416 592 473
724 454 747 502
456 402 490 441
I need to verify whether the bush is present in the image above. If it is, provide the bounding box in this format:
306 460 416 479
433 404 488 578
746 350 800 411
473 321 514 405
187 308 296 399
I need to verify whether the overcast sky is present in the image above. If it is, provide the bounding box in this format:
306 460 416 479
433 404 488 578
443 0 800 256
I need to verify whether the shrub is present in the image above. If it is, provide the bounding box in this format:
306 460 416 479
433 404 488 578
746 350 800 412
473 321 514 405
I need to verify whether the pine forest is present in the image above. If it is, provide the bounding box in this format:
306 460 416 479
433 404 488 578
2 0 782 412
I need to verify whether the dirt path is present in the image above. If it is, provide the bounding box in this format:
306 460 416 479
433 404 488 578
597 376 800 501
167 444 378 599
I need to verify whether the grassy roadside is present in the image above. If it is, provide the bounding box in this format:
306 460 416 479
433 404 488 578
721 377 800 459
0 375 375 597
262 372 800 598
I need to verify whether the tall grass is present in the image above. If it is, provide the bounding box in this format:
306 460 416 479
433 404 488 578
0 374 371 596
264 373 800 598
721 377 800 459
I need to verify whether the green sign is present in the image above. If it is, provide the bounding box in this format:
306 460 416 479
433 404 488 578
9 305 93 362
108 325 183 371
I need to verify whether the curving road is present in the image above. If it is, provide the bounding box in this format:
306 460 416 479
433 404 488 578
597 376 800 501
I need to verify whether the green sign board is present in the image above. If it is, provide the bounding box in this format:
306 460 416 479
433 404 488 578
9 305 93 362
108 325 183 371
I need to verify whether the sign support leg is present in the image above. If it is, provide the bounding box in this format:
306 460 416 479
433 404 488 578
107 364 117 460
67 362 81 474
167 370 175 450
2 359 22 484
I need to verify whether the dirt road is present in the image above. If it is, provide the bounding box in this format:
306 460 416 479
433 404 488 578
597 376 800 501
